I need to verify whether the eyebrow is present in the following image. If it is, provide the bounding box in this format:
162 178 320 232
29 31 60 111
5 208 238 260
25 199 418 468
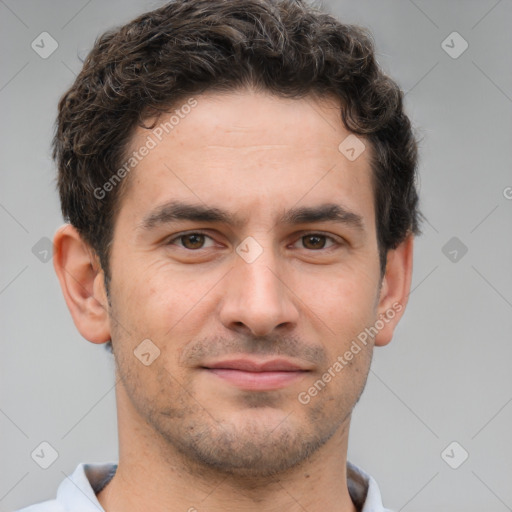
138 200 365 232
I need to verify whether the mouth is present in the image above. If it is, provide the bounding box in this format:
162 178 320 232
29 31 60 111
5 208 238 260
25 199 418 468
200 357 311 391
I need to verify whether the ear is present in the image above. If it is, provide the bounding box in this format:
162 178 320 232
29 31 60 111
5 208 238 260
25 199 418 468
374 233 414 347
53 224 111 344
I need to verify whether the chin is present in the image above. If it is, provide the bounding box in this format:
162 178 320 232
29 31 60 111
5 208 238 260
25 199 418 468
163 409 337 479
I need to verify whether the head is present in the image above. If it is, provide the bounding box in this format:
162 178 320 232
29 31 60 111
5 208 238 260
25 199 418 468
53 0 420 477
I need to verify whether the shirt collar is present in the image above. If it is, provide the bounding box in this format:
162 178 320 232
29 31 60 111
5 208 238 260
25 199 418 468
347 461 392 511
57 462 116 511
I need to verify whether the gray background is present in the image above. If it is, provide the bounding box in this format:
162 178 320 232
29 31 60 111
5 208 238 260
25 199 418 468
1 0 511 511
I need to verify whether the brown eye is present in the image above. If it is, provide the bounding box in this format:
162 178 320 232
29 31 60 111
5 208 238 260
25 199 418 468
291 232 341 252
301 234 331 250
177 233 206 250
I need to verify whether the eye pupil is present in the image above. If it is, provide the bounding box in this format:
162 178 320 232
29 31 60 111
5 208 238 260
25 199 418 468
303 235 325 250
182 233 205 249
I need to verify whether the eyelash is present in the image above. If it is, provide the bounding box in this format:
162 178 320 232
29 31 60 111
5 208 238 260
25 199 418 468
166 231 342 251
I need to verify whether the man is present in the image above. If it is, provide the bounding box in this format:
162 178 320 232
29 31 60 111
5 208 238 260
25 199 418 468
18 0 420 510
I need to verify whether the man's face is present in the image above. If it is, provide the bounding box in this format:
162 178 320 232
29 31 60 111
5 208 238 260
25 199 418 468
106 89 385 476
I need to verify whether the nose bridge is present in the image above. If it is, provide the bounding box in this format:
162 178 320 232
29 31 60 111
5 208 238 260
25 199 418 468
239 248 281 302
220 237 298 335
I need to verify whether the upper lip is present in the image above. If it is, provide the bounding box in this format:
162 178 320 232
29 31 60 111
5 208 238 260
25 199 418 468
202 358 309 372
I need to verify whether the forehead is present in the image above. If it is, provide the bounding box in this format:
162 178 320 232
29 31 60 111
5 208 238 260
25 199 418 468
117 89 375 231
146 89 347 150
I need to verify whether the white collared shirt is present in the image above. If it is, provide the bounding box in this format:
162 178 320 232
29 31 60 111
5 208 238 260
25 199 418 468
16 460 393 511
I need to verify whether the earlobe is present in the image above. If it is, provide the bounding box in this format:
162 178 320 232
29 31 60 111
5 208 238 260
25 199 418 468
53 224 111 344
374 234 414 347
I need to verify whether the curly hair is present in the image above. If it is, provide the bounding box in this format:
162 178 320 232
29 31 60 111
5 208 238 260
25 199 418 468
53 0 421 289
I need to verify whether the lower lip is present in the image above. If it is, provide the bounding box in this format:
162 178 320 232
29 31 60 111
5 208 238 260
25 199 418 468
205 368 307 391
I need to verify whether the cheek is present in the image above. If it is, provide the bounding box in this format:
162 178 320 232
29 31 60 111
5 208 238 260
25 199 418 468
113 259 180 321
111 262 219 361
305 268 379 328
299 268 379 386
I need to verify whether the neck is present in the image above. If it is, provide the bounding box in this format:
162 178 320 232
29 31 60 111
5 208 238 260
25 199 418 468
97 384 358 512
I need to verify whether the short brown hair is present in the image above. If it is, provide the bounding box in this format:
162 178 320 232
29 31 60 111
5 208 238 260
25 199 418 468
53 0 421 285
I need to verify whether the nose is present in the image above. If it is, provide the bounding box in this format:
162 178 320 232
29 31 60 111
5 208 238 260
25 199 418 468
219 246 300 337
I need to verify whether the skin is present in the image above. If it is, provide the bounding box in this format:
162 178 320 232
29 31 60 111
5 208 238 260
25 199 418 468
53 88 414 512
